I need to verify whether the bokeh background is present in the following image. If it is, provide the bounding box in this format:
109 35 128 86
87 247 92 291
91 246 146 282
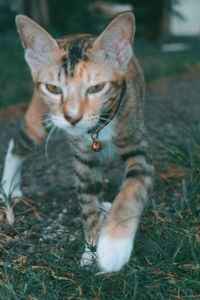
0 0 200 108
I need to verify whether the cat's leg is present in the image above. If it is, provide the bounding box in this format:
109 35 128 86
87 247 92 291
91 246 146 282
97 142 154 272
73 149 111 267
80 201 112 267
1 91 47 200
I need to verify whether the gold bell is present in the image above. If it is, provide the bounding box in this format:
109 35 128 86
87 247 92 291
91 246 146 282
91 140 102 152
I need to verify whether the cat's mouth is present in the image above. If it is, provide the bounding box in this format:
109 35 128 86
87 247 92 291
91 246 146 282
51 115 97 137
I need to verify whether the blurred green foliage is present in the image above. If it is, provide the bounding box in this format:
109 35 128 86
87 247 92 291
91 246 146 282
0 0 179 37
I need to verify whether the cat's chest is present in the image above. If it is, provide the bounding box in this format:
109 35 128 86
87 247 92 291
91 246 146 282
73 119 119 163
91 119 119 163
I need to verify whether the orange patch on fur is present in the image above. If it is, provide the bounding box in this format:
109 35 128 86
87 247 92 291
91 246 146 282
103 179 147 239
79 66 83 78
24 90 47 142
25 125 45 143
79 98 88 115
84 62 91 82
104 220 133 239
79 61 91 82
86 70 91 82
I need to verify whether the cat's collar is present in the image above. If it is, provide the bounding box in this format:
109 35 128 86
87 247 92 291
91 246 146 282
88 81 126 152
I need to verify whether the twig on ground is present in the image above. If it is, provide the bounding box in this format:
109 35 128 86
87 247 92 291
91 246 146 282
21 197 43 221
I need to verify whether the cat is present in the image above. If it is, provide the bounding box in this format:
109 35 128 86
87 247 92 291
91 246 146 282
1 12 154 272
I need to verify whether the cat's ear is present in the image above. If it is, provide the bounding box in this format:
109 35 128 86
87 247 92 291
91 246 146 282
93 12 135 73
15 15 59 76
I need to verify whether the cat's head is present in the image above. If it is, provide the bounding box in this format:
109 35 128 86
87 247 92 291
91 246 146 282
16 12 135 137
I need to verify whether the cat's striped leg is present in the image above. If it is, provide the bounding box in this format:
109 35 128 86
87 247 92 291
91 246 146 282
1 92 47 200
73 150 111 267
80 201 112 267
97 143 154 272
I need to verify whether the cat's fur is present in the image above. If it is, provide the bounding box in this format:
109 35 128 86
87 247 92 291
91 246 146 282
1 12 154 272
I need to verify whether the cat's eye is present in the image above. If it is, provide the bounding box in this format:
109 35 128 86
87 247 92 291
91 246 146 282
45 84 62 95
87 83 106 94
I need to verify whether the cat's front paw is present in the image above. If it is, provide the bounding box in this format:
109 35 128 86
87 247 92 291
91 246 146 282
100 201 112 213
97 232 133 272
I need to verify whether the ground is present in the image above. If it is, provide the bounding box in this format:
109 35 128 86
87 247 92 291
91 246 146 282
0 65 200 298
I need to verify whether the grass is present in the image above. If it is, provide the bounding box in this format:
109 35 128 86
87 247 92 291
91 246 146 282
0 122 200 299
0 184 16 226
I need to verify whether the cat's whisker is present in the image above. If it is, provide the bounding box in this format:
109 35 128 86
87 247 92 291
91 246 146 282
43 118 53 129
39 111 49 117
44 125 56 160
42 117 52 122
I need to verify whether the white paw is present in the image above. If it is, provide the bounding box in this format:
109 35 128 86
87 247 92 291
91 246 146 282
101 201 112 213
97 233 133 272
80 246 97 267
1 139 23 202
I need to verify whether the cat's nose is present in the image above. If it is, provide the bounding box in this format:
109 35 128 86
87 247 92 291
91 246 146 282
64 114 82 125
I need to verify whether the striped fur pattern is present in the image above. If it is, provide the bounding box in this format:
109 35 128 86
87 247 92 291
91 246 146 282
1 13 154 272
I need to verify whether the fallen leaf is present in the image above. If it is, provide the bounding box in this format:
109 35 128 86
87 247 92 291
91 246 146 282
159 167 189 180
14 255 27 264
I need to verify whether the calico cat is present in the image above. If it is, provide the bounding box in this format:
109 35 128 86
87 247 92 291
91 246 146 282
1 12 154 272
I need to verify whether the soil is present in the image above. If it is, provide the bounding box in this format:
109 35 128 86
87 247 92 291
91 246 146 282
0 69 200 261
